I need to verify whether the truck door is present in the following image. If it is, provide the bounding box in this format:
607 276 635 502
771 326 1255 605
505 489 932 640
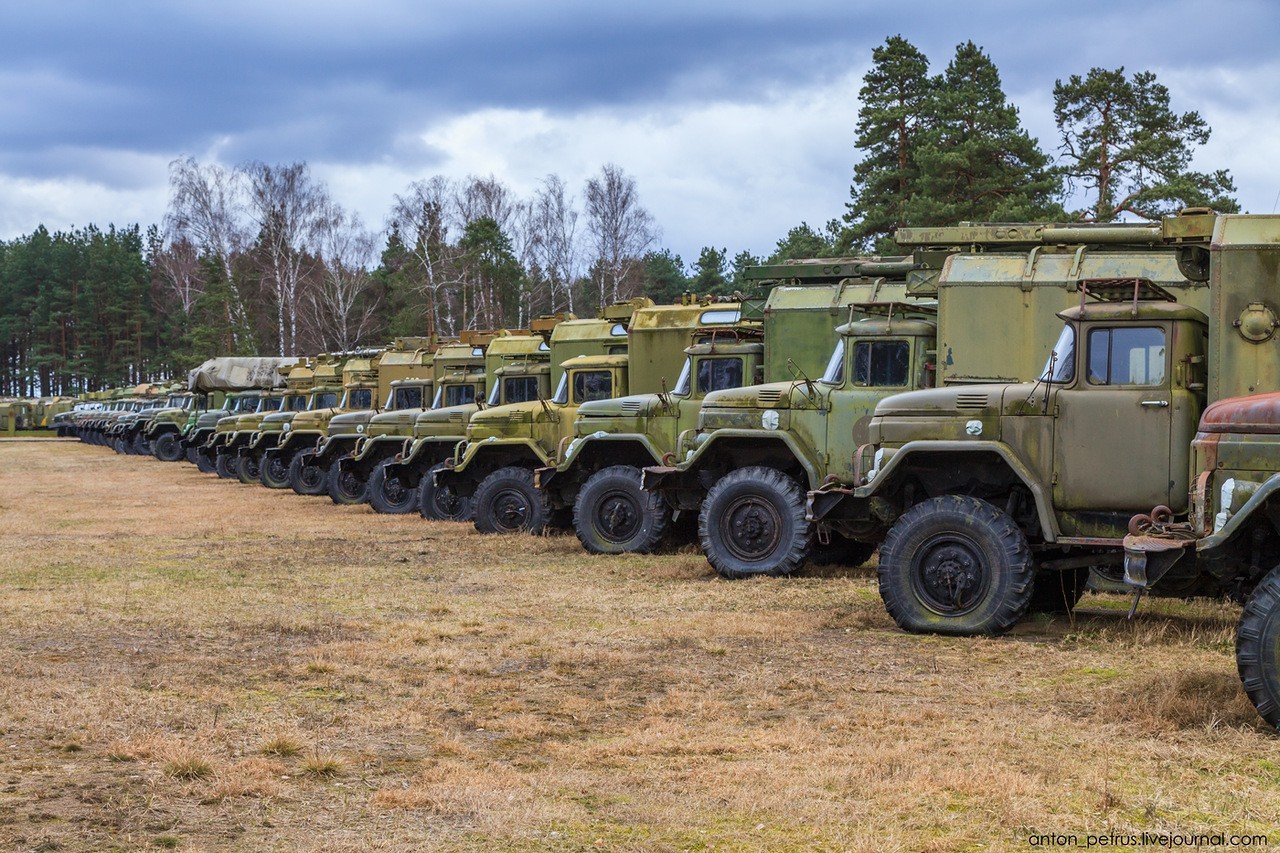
1052 324 1173 512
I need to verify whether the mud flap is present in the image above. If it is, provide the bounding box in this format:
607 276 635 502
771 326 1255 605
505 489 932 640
533 466 556 490
640 465 677 492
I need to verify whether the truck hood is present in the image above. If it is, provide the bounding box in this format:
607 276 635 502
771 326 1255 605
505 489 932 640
370 407 425 426
872 383 1031 418
577 393 663 419
290 408 337 430
416 403 479 426
1199 392 1280 435
702 381 799 410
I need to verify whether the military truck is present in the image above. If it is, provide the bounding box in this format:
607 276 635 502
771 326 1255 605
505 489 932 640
312 337 445 503
275 351 384 495
54 401 103 437
369 333 516 518
434 299 743 534
207 362 313 482
181 357 298 470
114 382 184 455
0 399 35 434
350 327 559 514
649 221 1213 580
146 388 212 462
805 212 1280 730
254 355 347 488
538 260 940 555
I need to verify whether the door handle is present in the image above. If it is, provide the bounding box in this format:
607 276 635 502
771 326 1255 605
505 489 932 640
1140 400 1169 408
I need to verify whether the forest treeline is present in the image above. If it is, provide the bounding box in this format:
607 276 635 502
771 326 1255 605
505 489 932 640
0 37 1237 395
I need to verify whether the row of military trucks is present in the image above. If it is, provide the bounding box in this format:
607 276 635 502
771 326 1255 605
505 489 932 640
68 208 1280 730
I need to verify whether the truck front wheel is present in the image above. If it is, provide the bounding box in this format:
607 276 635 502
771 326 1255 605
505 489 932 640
473 466 548 534
236 452 261 485
153 433 184 462
878 495 1033 635
326 464 368 505
1236 566 1280 729
214 450 237 479
418 466 473 521
574 465 670 555
288 454 327 496
699 466 811 579
368 460 418 514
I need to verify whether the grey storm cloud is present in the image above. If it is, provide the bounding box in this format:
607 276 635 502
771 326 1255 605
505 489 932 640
0 0 1277 252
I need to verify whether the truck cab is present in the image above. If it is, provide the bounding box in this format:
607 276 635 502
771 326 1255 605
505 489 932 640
284 352 384 495
851 281 1207 636
643 303 937 579
186 391 263 473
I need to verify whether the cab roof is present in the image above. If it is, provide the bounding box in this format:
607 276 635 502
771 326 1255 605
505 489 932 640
560 354 629 370
1057 301 1208 325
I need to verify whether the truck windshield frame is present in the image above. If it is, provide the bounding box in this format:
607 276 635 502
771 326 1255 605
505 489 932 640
1039 325 1077 384
1086 326 1167 387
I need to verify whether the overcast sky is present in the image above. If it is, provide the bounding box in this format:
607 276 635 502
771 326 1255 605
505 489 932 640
1 0 1277 263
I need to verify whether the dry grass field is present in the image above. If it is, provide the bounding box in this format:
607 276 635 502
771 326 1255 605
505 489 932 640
1 441 1277 851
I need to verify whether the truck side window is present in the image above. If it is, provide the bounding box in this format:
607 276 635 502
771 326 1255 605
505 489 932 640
1087 327 1166 386
696 358 744 394
853 341 910 387
503 377 540 404
573 370 613 403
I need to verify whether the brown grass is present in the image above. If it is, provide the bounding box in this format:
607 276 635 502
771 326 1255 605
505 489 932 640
1 441 1278 850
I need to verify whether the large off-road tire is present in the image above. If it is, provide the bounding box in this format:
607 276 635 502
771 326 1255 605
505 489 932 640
288 454 327 496
418 465 473 521
1236 566 1280 729
195 448 217 474
131 433 149 456
574 465 670 555
259 452 291 489
368 460 418 515
473 466 548 534
878 495 1033 636
153 433 184 462
1027 566 1089 615
112 436 128 454
811 535 877 568
214 450 237 479
699 466 811 579
326 463 368 505
235 452 261 485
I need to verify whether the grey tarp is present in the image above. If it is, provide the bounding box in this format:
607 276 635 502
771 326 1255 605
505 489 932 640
187 357 300 391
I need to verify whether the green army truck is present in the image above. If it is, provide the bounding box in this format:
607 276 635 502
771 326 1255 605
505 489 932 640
225 361 316 482
106 384 167 452
147 387 222 462
351 325 560 514
277 351 385 495
809 213 1280 729
434 299 742 534
0 399 35 434
538 259 939 555
181 357 298 470
255 356 347 488
398 310 637 522
208 390 288 477
650 220 1213 580
315 337 449 504
115 382 184 455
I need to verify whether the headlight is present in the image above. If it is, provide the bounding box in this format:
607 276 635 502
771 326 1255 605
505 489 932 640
283 422 291 432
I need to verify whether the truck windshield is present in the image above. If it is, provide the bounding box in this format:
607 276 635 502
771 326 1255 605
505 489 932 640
853 340 910 387
311 392 339 409
235 396 258 412
573 370 613 404
821 340 846 385
443 384 475 407
258 397 283 412
391 386 423 410
1039 325 1077 383
283 394 307 411
698 357 744 394
503 376 540 404
344 388 373 409
673 359 692 396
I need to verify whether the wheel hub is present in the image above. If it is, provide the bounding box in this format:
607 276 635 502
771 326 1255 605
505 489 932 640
724 496 782 561
596 492 640 541
493 489 528 530
913 537 986 615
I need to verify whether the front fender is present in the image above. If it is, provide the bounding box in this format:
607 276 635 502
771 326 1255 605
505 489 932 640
1196 473 1280 559
856 440 1061 541
675 428 823 488
559 432 666 470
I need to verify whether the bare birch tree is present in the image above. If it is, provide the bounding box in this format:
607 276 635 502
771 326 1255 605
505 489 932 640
164 156 250 343
243 161 329 355
388 176 462 335
307 204 380 351
584 164 656 308
530 173 579 314
152 236 204 315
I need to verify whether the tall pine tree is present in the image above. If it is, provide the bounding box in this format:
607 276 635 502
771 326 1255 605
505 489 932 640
906 42 1063 225
842 36 934 252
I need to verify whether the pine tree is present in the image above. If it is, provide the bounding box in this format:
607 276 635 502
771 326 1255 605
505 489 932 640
730 250 761 289
843 36 935 251
1053 67 1239 221
690 246 730 295
639 250 688 304
769 223 839 262
906 42 1063 225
